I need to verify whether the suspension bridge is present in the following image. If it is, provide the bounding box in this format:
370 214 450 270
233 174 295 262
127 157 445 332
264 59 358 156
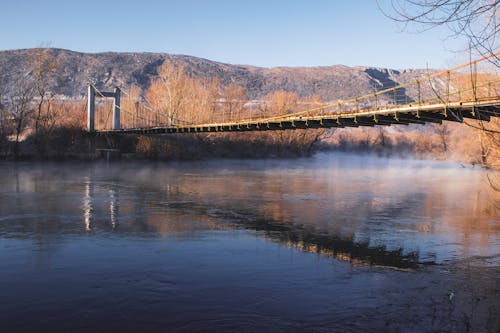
88 53 500 134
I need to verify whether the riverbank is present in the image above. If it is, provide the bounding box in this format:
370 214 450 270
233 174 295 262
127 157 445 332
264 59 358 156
0 127 324 161
1 123 498 172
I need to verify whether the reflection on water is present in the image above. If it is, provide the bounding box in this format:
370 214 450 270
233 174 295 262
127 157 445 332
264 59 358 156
0 154 498 265
210 210 421 268
0 153 498 332
109 187 118 229
83 178 92 231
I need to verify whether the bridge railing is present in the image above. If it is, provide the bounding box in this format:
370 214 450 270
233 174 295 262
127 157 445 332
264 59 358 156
231 56 500 125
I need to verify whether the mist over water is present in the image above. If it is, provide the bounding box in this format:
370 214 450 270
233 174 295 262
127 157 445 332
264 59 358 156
0 153 498 332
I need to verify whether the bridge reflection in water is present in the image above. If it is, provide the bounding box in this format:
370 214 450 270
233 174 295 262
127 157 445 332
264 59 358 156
75 160 497 269
80 183 420 268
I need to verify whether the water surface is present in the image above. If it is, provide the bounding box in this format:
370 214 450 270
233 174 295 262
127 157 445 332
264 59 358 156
0 153 498 332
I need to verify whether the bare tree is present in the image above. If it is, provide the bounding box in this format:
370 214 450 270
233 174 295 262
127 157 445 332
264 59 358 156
28 48 58 135
223 84 248 122
260 91 325 154
9 74 35 158
146 61 189 126
146 61 223 127
378 0 499 61
433 122 451 153
120 85 142 128
263 90 298 117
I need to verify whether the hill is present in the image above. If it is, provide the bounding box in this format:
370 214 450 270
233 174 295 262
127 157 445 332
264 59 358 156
0 48 431 101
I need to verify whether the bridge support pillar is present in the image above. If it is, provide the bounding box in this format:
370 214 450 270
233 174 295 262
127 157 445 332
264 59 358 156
87 85 95 132
113 87 121 130
87 84 122 132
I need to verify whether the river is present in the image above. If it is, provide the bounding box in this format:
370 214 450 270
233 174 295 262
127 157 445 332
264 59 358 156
0 153 498 332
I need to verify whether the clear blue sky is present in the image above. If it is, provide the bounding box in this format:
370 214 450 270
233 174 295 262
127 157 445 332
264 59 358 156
0 0 467 69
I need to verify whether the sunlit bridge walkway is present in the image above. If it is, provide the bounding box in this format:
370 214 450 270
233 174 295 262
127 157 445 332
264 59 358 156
88 52 500 134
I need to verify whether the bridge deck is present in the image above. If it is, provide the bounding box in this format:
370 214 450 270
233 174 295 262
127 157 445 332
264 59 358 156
97 98 500 135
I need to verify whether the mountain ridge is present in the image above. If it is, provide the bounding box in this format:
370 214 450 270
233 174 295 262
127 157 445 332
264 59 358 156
0 48 432 101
